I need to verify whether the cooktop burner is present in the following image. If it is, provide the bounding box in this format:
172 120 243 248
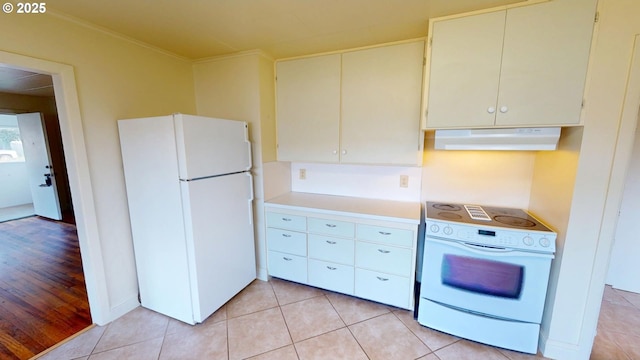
426 201 553 232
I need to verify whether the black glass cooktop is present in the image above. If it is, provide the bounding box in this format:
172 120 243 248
426 201 554 232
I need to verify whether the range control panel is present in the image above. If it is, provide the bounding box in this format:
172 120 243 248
426 219 556 254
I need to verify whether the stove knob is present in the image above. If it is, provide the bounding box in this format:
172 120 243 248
522 236 534 246
539 238 551 248
443 226 453 235
430 224 440 233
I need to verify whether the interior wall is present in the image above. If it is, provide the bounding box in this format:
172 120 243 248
0 13 196 323
193 51 276 281
291 162 422 202
420 133 536 208
528 126 582 352
539 1 640 358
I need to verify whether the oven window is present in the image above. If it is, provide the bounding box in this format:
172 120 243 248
441 254 523 299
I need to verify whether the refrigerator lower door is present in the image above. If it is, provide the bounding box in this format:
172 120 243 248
180 171 256 323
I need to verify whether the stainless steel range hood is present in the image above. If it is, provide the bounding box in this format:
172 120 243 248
434 127 561 151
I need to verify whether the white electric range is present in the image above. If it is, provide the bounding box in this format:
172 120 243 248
418 202 557 354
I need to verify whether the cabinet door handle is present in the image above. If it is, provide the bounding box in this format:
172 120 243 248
325 224 337 228
282 234 292 238
378 231 391 236
378 249 391 254
283 257 292 261
282 218 292 222
326 240 337 245
500 105 509 113
326 266 337 270
487 106 496 114
376 276 389 281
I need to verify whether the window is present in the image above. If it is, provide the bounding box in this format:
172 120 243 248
0 114 24 163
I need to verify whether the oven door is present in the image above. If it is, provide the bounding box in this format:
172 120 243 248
421 237 553 323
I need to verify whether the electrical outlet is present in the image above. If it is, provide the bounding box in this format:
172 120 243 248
400 175 409 188
299 168 306 180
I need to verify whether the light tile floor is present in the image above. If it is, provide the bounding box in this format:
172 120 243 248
590 285 640 359
34 280 637 360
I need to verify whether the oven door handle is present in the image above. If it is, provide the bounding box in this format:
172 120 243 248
428 237 554 259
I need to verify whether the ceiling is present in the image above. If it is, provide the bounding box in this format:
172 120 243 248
1 0 524 97
0 66 54 97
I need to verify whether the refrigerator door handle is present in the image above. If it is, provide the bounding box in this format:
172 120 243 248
244 127 252 171
246 172 254 225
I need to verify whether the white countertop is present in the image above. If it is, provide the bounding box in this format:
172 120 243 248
265 192 421 224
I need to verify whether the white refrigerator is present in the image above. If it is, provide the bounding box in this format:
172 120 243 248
118 113 256 325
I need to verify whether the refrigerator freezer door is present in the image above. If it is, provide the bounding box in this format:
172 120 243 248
174 114 252 180
180 171 256 322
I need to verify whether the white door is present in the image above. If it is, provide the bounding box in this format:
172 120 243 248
16 112 62 220
607 118 640 293
606 37 640 294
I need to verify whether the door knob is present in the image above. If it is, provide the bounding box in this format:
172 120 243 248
39 173 53 187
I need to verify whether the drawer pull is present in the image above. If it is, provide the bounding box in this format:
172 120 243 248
283 257 292 261
377 249 391 254
376 276 389 281
325 240 337 245
326 266 337 270
282 218 292 222
378 231 391 235
282 234 292 238
325 224 337 228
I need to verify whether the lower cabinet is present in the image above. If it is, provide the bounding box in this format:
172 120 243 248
265 205 418 310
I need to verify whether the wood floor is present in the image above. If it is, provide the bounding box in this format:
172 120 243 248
0 216 92 360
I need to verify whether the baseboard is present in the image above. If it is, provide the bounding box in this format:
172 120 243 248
256 267 268 281
100 296 140 325
539 331 587 360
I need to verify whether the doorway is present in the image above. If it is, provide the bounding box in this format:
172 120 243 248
1 50 110 342
0 71 92 357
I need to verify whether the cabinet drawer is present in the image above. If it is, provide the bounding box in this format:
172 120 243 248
355 242 412 277
355 268 411 309
266 212 307 232
308 259 354 295
308 217 355 238
267 228 306 256
308 234 354 265
357 224 413 247
268 250 307 283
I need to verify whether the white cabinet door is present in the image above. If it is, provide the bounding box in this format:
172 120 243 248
341 41 425 165
276 54 341 163
495 0 595 126
425 11 505 128
425 0 596 129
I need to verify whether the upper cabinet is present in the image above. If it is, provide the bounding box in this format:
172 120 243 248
276 40 425 166
276 54 341 163
423 0 597 129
